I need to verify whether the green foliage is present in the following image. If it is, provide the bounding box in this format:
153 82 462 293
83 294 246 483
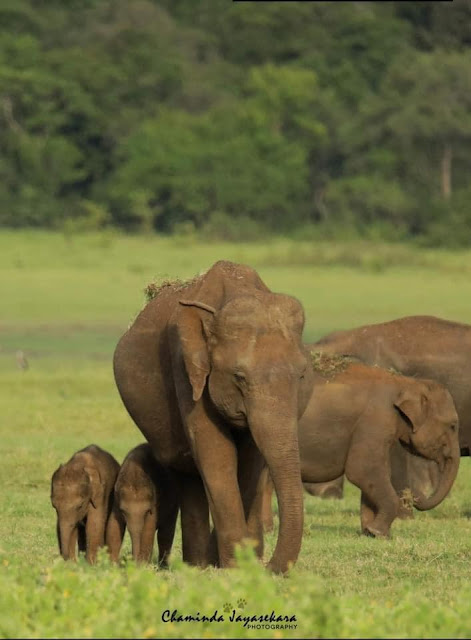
112 100 311 232
323 175 411 234
0 1 469 244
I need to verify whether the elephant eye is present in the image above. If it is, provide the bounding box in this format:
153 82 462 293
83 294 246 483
450 423 457 432
234 371 246 383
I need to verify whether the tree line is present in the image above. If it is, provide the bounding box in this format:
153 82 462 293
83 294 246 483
1 0 470 245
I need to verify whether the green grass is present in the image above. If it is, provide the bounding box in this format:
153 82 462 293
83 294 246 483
3 230 471 638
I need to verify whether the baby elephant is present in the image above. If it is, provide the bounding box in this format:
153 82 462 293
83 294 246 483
299 354 460 537
51 444 120 563
106 444 179 566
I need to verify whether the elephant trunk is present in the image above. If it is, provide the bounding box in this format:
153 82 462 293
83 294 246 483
249 399 303 574
414 441 460 511
59 521 76 560
126 518 142 561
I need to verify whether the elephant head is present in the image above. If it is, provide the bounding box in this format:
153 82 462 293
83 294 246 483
176 292 314 572
51 463 102 560
116 483 157 561
394 380 460 511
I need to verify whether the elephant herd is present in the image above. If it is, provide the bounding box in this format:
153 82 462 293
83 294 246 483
51 260 469 572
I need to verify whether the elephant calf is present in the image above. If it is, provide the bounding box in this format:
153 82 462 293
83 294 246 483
299 354 460 537
106 444 179 566
51 444 120 563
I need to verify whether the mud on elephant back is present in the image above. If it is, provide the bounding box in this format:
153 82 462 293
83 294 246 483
113 261 314 573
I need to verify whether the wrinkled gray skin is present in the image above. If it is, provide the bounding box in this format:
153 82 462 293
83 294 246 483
106 444 179 566
312 315 471 501
113 261 314 573
51 445 120 563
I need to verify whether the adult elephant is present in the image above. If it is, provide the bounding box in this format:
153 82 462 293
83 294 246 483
113 260 314 573
312 315 471 497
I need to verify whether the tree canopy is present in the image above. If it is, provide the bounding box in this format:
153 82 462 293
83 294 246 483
0 0 469 245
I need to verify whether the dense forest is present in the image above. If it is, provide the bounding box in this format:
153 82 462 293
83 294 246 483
0 0 470 244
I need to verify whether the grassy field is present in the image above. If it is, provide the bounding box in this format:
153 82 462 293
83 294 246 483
3 230 471 638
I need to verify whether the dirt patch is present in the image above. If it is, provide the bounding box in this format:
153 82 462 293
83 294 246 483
144 275 198 302
309 351 354 378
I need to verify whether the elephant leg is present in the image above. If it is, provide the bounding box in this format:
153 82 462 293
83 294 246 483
183 407 248 569
106 506 126 563
85 505 106 564
363 485 400 538
195 433 247 567
157 489 179 568
346 435 400 538
138 512 157 564
77 522 87 554
237 433 266 559
178 472 212 567
360 491 376 534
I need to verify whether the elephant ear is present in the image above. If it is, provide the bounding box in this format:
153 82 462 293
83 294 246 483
394 389 428 433
51 464 63 483
277 294 305 335
177 300 216 402
84 467 104 509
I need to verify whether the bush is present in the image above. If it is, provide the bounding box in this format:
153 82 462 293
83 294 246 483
199 211 268 242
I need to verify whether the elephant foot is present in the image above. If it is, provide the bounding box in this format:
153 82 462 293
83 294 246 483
362 525 390 539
